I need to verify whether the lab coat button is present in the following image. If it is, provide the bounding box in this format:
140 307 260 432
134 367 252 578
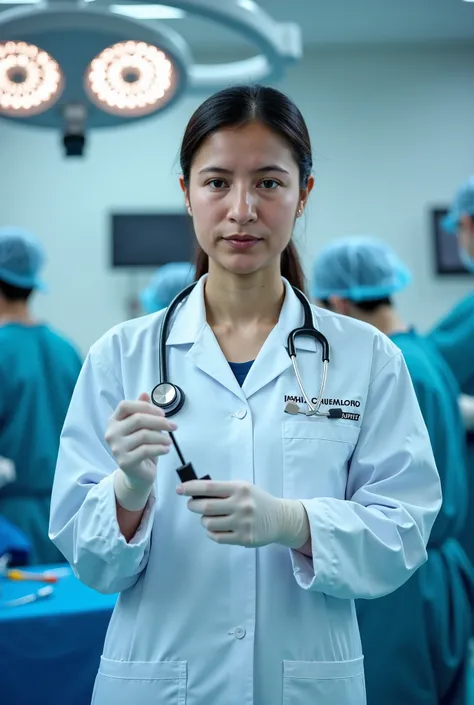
234 409 247 420
234 627 246 639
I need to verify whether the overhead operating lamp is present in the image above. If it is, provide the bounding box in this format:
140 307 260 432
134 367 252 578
0 0 302 155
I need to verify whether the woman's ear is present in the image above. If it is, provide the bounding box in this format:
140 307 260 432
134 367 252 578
298 175 315 217
179 176 192 216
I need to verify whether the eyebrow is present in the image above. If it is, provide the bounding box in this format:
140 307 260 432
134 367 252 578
198 165 290 175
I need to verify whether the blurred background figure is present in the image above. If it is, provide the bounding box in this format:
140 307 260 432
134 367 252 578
429 174 474 401
140 261 196 314
311 236 474 705
0 228 82 564
428 173 474 591
441 175 474 273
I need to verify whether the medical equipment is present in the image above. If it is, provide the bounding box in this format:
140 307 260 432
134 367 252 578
0 2 301 156
5 569 58 584
151 283 343 438
4 585 53 608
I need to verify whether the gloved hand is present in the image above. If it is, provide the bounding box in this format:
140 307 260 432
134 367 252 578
177 480 310 549
106 392 177 511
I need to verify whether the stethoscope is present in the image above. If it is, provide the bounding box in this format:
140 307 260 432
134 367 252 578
150 283 342 490
151 282 343 421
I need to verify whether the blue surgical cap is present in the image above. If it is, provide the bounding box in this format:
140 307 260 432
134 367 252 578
311 237 412 302
140 262 196 314
0 227 47 290
442 175 474 234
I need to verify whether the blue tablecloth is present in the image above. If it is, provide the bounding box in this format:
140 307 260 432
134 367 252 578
0 564 116 705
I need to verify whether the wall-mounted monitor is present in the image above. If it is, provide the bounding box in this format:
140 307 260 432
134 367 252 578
432 208 471 276
111 213 194 267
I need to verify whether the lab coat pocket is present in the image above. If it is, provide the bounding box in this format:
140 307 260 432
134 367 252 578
282 658 366 705
282 421 359 500
91 657 187 705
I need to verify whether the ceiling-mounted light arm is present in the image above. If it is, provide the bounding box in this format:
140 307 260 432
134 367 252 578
90 0 302 88
0 0 303 134
189 24 301 89
0 3 192 126
0 2 190 62
61 102 87 156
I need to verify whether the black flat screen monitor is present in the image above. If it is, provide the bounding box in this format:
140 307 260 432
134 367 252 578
432 208 471 275
111 213 194 267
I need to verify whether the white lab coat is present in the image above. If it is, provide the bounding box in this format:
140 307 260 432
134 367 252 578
49 276 441 705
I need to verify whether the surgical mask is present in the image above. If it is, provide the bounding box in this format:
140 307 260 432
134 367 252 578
460 248 474 273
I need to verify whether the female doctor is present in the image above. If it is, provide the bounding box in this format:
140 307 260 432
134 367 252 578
49 85 441 705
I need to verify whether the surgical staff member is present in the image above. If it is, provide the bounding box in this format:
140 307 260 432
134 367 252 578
0 228 82 564
140 262 195 314
429 175 474 599
311 236 474 705
49 85 441 705
429 174 474 399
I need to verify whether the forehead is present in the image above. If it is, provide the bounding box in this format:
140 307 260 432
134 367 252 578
191 122 297 171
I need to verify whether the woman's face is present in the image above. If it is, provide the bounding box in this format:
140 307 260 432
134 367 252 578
180 121 313 276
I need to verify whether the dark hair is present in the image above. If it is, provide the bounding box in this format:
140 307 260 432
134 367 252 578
180 85 311 292
354 297 392 312
319 297 392 313
0 279 32 302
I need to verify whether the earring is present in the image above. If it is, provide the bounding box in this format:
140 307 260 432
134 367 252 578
297 209 303 217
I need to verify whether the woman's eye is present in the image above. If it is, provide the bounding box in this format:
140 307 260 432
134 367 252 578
258 179 280 189
208 179 227 189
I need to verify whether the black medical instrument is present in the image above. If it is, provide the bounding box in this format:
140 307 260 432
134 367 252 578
151 282 343 485
169 430 211 495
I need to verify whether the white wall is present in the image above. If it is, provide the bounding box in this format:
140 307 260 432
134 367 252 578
0 42 473 354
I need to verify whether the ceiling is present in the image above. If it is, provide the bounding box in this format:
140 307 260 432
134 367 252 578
155 0 474 54
0 0 473 56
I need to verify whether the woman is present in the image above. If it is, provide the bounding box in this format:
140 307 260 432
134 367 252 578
49 85 441 705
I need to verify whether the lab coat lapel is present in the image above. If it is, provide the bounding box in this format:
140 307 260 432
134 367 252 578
242 329 292 399
187 325 247 402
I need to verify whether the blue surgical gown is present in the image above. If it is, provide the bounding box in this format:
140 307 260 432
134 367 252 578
357 329 474 705
428 292 474 396
429 293 474 573
0 323 82 564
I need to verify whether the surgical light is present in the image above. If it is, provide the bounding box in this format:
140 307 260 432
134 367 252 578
0 40 63 116
85 40 175 117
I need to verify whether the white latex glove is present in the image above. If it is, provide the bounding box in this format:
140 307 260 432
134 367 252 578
459 395 474 431
0 456 15 490
177 480 310 549
105 392 177 511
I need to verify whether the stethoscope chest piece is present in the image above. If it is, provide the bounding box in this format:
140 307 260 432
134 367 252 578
285 401 301 415
151 382 185 417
